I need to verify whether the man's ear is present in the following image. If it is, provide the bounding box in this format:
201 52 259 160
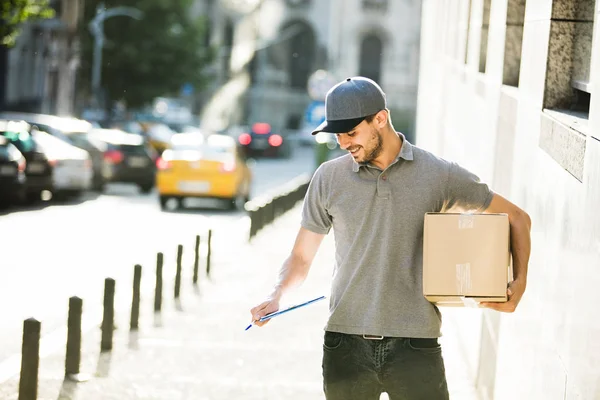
375 109 388 127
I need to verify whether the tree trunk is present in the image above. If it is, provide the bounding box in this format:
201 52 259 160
0 45 8 110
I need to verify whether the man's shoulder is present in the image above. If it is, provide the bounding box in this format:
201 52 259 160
410 143 452 170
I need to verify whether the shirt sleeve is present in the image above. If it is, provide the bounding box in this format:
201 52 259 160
445 162 494 212
301 166 332 234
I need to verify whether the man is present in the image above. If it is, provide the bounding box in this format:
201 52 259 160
249 77 531 399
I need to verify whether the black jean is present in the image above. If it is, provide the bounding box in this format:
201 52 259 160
322 331 449 400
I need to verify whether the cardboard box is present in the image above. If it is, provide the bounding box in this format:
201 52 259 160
423 213 511 306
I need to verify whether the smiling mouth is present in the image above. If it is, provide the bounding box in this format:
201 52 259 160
349 147 360 155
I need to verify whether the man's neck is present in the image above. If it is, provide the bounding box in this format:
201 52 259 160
371 129 403 170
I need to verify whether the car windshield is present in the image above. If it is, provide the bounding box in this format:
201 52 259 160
172 134 234 154
29 123 74 144
32 131 78 154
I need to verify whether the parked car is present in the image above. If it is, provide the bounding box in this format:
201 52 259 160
156 133 252 210
0 112 105 190
31 130 92 197
237 123 290 158
81 128 156 193
0 120 53 202
0 137 26 205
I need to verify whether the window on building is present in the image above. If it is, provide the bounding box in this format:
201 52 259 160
50 0 62 17
362 0 388 12
203 17 212 49
286 22 315 89
539 0 595 182
286 0 311 7
503 0 527 86
222 19 234 80
543 0 595 117
479 0 491 73
359 34 383 84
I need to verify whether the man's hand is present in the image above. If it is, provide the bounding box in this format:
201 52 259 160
249 297 280 327
480 279 526 312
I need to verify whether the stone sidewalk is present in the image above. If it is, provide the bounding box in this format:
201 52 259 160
0 206 482 400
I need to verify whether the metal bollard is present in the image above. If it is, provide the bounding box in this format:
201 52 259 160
193 235 200 284
248 206 258 240
65 297 82 379
101 278 115 352
18 318 40 400
294 186 302 203
286 191 295 211
154 252 163 313
206 229 212 277
255 203 265 233
264 200 273 225
175 245 182 299
268 199 276 223
272 196 281 219
130 265 142 330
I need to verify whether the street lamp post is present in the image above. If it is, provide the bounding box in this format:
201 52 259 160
88 3 143 111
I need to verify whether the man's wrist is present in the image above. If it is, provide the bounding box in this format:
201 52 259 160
269 285 284 301
512 277 527 287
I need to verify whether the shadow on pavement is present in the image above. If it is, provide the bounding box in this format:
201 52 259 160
57 379 79 400
128 331 140 351
153 313 163 328
101 183 148 198
95 352 112 378
0 191 101 215
49 191 101 207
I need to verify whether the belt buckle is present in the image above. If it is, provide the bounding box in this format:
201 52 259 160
362 334 384 340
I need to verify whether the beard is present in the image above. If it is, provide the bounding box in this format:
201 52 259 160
354 127 383 164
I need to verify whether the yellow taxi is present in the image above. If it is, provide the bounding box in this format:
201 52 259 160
156 133 252 210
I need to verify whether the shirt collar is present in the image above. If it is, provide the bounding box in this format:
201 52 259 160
351 132 414 172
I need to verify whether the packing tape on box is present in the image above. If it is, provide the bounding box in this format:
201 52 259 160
458 214 474 229
455 263 472 295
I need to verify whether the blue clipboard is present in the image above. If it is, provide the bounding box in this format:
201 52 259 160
245 295 326 330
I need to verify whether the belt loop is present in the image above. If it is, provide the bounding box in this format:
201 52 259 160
362 334 384 340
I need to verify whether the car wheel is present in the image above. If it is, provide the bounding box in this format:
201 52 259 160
139 183 153 194
160 196 179 211
92 177 105 192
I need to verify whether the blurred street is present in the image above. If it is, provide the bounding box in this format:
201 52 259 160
0 146 315 378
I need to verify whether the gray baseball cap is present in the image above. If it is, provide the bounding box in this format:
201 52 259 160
311 76 387 135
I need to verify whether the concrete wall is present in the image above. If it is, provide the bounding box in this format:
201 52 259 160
416 0 600 399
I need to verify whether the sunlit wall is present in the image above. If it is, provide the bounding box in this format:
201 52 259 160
416 0 600 399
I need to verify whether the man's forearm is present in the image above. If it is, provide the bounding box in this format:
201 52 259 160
510 210 532 283
269 254 311 300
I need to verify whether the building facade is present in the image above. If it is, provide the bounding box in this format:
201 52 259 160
200 0 422 142
416 0 600 398
1 0 85 116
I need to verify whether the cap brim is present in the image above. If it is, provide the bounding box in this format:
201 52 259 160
311 117 366 135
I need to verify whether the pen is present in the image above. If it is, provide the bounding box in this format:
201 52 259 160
245 295 326 331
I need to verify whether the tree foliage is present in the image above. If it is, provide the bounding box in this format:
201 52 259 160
79 0 215 109
1 0 55 46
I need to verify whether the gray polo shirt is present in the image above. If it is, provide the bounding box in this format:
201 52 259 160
301 133 493 338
